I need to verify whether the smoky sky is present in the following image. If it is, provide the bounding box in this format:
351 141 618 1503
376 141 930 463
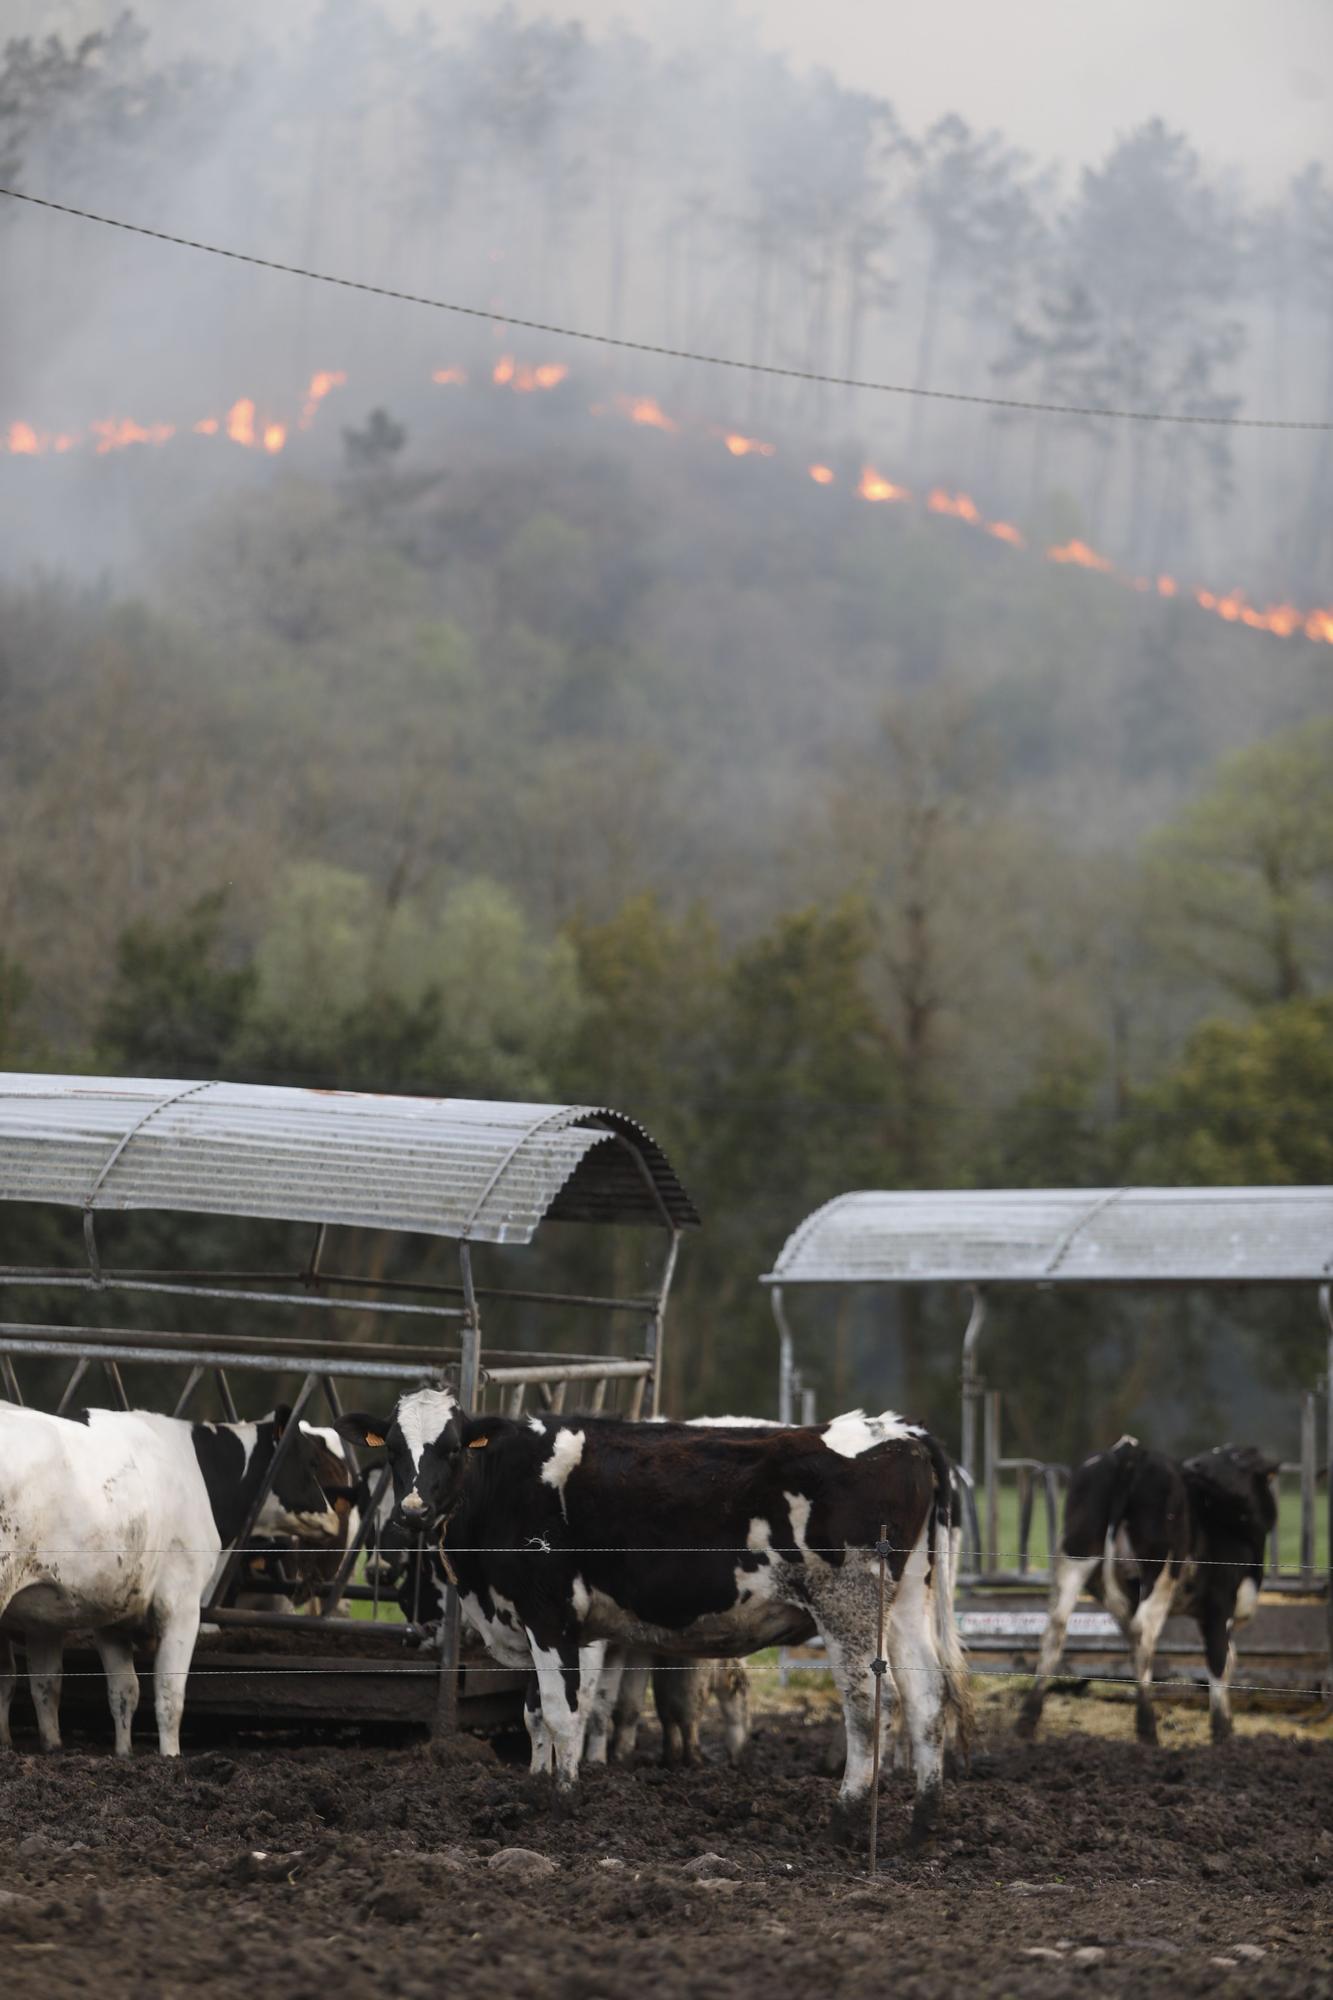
14 0 1330 191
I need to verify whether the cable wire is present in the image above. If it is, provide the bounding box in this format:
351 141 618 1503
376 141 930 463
2 184 1328 433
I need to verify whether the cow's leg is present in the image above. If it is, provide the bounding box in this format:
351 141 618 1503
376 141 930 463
714 1667 751 1767
810 1558 899 1814
94 1632 140 1758
0 1636 15 1750
151 1601 201 1757
24 1631 64 1753
610 1654 650 1761
884 1536 950 1842
524 1672 553 1774
1128 1561 1176 1744
1199 1599 1236 1744
583 1649 625 1766
526 1629 598 1789
1016 1552 1099 1739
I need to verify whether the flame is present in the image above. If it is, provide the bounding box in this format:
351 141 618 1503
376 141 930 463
300 370 346 428
493 355 567 393
1047 539 1115 573
721 431 775 458
90 418 176 454
927 488 980 523
617 394 678 433
226 399 256 447
4 360 1330 647
858 465 910 503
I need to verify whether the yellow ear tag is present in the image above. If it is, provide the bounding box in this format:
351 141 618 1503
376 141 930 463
366 1432 386 1448
468 1435 489 1449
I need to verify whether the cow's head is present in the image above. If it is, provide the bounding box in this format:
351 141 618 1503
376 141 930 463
264 1410 346 1542
338 1386 465 1527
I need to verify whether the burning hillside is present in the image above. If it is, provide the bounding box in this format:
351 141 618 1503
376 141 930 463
4 362 1331 647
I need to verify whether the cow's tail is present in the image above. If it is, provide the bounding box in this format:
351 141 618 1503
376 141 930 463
1101 1436 1147 1607
922 1437 973 1757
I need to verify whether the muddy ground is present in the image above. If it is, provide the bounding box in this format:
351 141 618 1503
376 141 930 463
0 1690 1328 2000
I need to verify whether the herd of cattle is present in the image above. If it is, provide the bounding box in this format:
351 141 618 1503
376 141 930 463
0 1388 1279 1836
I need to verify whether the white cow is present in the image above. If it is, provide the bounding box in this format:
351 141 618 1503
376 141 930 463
0 1402 340 1756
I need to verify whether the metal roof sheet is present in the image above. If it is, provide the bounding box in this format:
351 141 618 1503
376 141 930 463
763 1187 1333 1286
0 1074 699 1244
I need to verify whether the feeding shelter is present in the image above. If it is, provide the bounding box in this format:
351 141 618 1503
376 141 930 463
764 1187 1332 1688
0 1072 698 1733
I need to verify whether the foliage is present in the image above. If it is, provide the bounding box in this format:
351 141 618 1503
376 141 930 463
1130 997 1333 1187
1144 719 1333 1005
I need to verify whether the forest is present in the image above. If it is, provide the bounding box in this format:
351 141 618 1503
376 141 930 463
0 6 1330 1457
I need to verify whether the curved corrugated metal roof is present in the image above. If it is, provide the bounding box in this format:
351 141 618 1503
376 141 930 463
763 1187 1333 1285
0 1074 699 1244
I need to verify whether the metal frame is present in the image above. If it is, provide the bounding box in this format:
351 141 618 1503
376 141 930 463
0 1073 698 1735
764 1186 1331 1688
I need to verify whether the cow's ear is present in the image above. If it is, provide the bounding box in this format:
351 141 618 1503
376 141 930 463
336 1412 390 1451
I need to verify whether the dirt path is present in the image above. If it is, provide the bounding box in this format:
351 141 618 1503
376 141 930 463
0 1699 1328 1998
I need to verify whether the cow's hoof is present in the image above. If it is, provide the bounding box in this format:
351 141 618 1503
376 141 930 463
829 1796 870 1849
1210 1710 1233 1745
1135 1700 1159 1746
907 1789 942 1849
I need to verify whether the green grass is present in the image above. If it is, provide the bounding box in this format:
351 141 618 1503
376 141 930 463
978 1476 1328 1580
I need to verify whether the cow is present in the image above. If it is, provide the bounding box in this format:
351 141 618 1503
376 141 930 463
614 1656 752 1767
232 1423 365 1617
339 1389 970 1837
1015 1436 1278 1746
0 1401 341 1756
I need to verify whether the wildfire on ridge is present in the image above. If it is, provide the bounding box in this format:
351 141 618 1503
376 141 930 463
858 465 910 503
4 357 1331 646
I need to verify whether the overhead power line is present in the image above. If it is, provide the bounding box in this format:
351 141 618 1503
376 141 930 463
2 183 1330 432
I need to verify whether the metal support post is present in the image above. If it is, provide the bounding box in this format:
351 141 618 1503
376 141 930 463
960 1287 986 1484
1300 1389 1316 1589
437 1240 483 1737
644 1228 680 1420
1312 1288 1320 1696
773 1288 795 1426
984 1390 1000 1575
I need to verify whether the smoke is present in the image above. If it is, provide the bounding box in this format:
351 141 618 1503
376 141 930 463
1 1 1330 596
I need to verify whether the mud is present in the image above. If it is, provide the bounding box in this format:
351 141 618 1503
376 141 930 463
0 1698 1328 1999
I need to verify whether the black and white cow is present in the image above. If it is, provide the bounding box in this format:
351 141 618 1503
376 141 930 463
341 1389 970 1835
232 1423 365 1617
1016 1436 1278 1745
0 1402 340 1755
